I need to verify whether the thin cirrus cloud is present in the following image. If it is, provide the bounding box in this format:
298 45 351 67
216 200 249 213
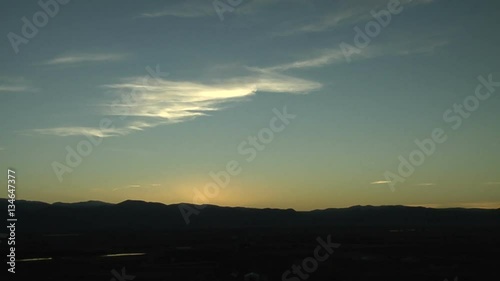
32 127 130 138
261 37 447 72
139 1 214 18
371 180 391 184
0 77 37 93
112 185 142 192
44 53 127 65
274 5 373 37
32 70 321 138
261 49 348 72
274 0 438 37
0 85 33 92
138 0 277 18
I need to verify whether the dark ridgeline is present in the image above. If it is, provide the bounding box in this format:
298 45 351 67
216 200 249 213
1 199 500 232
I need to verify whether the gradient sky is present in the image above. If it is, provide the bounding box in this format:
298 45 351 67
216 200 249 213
1 0 499 210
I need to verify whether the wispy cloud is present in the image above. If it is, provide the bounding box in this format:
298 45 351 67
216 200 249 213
0 86 32 92
261 49 348 72
31 70 321 138
415 183 436 186
44 53 127 65
275 0 438 37
112 184 142 192
139 1 213 18
0 77 37 93
100 71 321 130
138 0 311 20
261 38 447 72
31 127 130 138
275 6 372 37
371 180 391 184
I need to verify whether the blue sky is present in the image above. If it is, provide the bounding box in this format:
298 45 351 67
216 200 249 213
1 0 499 209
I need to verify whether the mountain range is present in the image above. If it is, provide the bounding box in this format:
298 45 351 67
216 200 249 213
1 199 499 233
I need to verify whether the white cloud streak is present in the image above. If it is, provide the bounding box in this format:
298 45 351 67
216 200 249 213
275 0 438 37
0 86 32 92
31 71 321 138
415 183 436 186
44 53 127 65
261 38 447 72
139 1 213 18
32 127 130 138
112 185 142 192
102 71 320 123
138 0 282 18
0 77 37 93
371 180 391 184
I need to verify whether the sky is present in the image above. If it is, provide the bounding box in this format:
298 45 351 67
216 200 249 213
0 0 499 210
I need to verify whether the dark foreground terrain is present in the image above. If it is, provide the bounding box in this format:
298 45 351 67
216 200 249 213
2 199 499 281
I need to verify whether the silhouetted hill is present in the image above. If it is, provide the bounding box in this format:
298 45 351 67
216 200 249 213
1 199 499 233
52 200 112 208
